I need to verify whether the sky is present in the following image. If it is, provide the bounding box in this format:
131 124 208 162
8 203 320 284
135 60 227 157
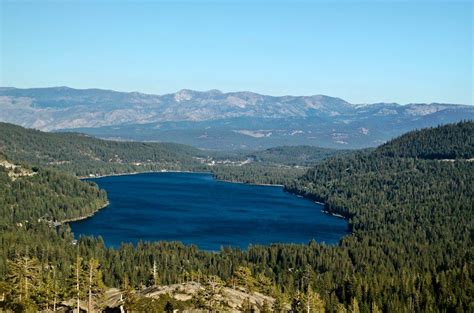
0 0 472 105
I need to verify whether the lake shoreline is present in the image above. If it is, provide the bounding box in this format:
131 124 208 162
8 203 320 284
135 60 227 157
321 210 346 219
54 200 110 226
78 169 209 180
79 169 285 187
214 178 284 187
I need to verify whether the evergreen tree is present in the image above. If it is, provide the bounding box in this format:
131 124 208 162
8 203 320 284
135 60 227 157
86 258 105 312
6 256 40 303
303 286 325 313
233 266 256 291
68 255 86 313
273 289 289 313
350 297 360 313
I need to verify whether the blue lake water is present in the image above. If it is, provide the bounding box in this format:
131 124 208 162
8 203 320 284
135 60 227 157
70 172 348 250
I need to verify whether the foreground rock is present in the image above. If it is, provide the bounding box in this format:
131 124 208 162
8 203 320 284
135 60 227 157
104 281 275 312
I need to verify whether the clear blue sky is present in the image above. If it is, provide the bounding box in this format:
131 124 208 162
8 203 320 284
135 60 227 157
1 0 472 104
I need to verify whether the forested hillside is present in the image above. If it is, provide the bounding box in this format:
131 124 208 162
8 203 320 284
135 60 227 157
376 121 474 159
0 122 205 176
0 122 343 184
248 145 348 166
0 121 472 312
286 120 474 311
0 164 107 225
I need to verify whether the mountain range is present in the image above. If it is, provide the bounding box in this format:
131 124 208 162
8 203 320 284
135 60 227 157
1 86 472 149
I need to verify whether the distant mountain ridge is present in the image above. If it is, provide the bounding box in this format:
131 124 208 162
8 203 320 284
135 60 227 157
1 86 472 149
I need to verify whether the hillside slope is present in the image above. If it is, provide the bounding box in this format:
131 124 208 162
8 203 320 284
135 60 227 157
0 123 345 183
0 122 206 176
376 121 474 159
286 121 474 311
248 145 348 166
0 154 107 225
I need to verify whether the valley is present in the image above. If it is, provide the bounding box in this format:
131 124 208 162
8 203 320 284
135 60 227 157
0 121 472 312
2 1 472 311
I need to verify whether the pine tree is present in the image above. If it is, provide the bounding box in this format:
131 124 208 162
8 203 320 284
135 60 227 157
36 264 61 311
272 288 288 313
86 258 105 312
371 302 381 313
291 291 303 313
303 286 325 313
350 297 360 313
233 266 256 291
200 275 224 312
149 259 160 287
68 255 86 313
7 256 40 303
256 272 273 294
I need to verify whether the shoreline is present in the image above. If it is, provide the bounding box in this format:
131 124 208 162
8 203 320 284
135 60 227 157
321 209 346 219
78 169 210 180
53 201 110 226
79 169 284 187
214 178 284 187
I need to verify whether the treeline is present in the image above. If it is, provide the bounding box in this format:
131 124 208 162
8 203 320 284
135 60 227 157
376 120 473 159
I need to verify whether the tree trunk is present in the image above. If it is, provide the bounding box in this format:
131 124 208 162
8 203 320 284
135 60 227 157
88 264 93 313
153 260 157 287
53 266 57 312
76 260 80 313
24 258 28 300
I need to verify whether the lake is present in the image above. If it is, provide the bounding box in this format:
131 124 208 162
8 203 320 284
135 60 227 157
70 172 348 250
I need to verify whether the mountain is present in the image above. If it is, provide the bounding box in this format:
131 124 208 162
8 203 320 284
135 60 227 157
1 86 472 149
